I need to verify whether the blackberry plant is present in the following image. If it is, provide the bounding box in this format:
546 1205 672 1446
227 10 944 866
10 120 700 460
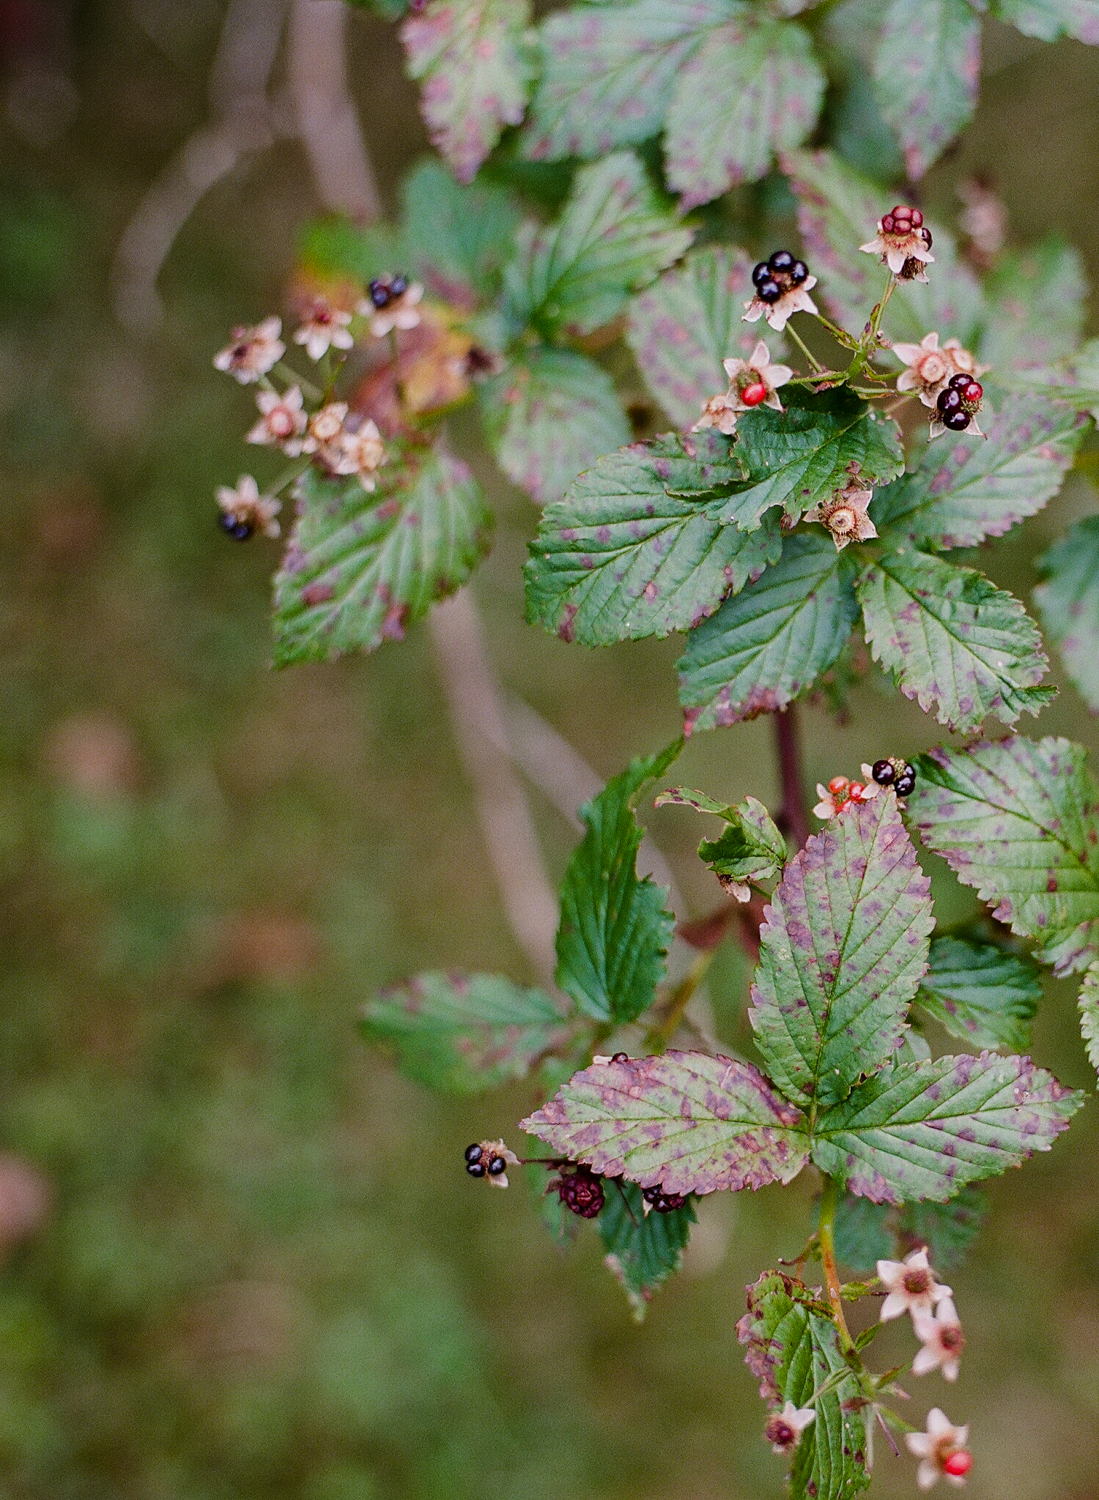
209 1 1099 1494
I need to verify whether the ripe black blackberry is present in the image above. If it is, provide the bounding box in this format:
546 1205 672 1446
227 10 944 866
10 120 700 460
894 766 917 796
368 278 391 309
220 514 254 541
871 757 916 796
871 759 895 786
487 1154 508 1177
642 1184 687 1213
768 249 795 274
752 252 810 304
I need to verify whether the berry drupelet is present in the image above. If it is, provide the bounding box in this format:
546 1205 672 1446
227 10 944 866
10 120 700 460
219 513 254 541
552 1165 605 1218
750 249 811 304
642 1184 688 1214
871 757 916 796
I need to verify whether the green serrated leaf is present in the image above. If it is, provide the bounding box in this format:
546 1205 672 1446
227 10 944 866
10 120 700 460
900 1185 988 1270
360 972 574 1092
1007 338 1099 414
916 936 1041 1052
872 0 981 178
506 151 694 338
911 737 1099 976
991 0 1099 42
664 16 824 208
522 1050 809 1194
599 1179 696 1315
524 430 781 646
524 0 738 161
871 395 1084 550
272 449 493 665
1078 961 1099 1082
401 158 523 303
677 534 859 731
980 238 1088 370
781 147 985 347
400 0 534 183
1034 515 1099 713
656 789 786 888
479 346 629 505
555 744 679 1024
626 246 764 429
833 1194 893 1273
750 791 934 1109
857 549 1052 734
738 1272 871 1500
812 1053 1082 1202
720 385 903 532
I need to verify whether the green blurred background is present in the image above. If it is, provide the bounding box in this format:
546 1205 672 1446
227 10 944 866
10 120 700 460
2 3 1099 1497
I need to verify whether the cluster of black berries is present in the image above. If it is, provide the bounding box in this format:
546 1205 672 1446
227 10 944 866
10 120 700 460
871 757 917 797
751 249 809 305
219 513 255 541
367 274 409 310
551 1164 605 1218
464 1142 507 1179
642 1184 688 1214
936 372 983 432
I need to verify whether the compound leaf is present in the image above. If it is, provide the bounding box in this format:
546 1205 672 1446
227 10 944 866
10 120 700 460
479 346 629 505
872 0 981 178
992 0 1099 42
677 534 859 732
857 550 1052 734
555 744 679 1024
272 449 493 665
810 1052 1082 1203
749 791 934 1109
1034 515 1099 713
525 429 781 645
360 972 574 1092
871 395 1084 550
911 737 1099 976
782 148 985 348
626 246 763 429
980 238 1088 370
599 1180 696 1316
917 936 1042 1052
738 1272 871 1500
506 151 693 338
524 0 736 160
522 1050 809 1195
721 385 903 532
400 0 534 183
664 16 824 209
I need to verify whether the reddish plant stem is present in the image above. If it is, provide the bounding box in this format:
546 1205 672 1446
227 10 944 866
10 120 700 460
773 706 810 850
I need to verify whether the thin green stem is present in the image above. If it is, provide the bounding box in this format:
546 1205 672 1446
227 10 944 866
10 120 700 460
267 458 311 495
784 322 824 374
817 1174 854 1350
811 311 860 351
272 361 322 401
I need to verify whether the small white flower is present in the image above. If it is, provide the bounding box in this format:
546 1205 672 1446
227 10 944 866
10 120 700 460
905 1408 972 1490
743 276 818 333
301 401 350 467
893 333 989 409
804 478 877 551
860 206 935 277
330 418 387 493
764 1401 816 1455
293 298 354 361
246 386 307 454
693 340 794 433
876 1248 953 1323
813 775 879 821
213 316 285 383
215 475 281 539
912 1298 965 1383
692 390 740 435
359 278 425 339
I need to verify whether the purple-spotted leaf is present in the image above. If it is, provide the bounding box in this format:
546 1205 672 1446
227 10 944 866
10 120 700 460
1078 962 1099 1082
857 550 1052 734
664 17 824 209
361 972 575 1092
781 148 985 348
872 0 981 178
598 1180 696 1317
810 1052 1082 1203
993 0 1099 42
677 534 860 732
749 792 934 1108
479 346 629 505
400 0 534 183
910 737 1099 976
870 395 1085 550
521 1050 809 1196
980 238 1088 370
272 448 493 666
1034 516 1099 713
524 429 781 645
626 246 764 429
524 0 737 161
655 788 787 891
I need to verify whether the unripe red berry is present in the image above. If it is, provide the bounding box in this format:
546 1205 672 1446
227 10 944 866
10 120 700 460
910 207 923 227
960 380 983 408
943 1451 972 1478
741 381 768 407
828 776 849 795
849 782 865 799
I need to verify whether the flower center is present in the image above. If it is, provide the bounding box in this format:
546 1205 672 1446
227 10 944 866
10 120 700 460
917 353 947 384
741 379 768 407
903 1269 931 1294
940 1325 964 1353
270 409 296 438
829 506 856 533
765 1418 794 1448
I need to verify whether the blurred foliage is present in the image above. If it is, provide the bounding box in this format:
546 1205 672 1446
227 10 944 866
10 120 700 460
1 4 1099 1500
